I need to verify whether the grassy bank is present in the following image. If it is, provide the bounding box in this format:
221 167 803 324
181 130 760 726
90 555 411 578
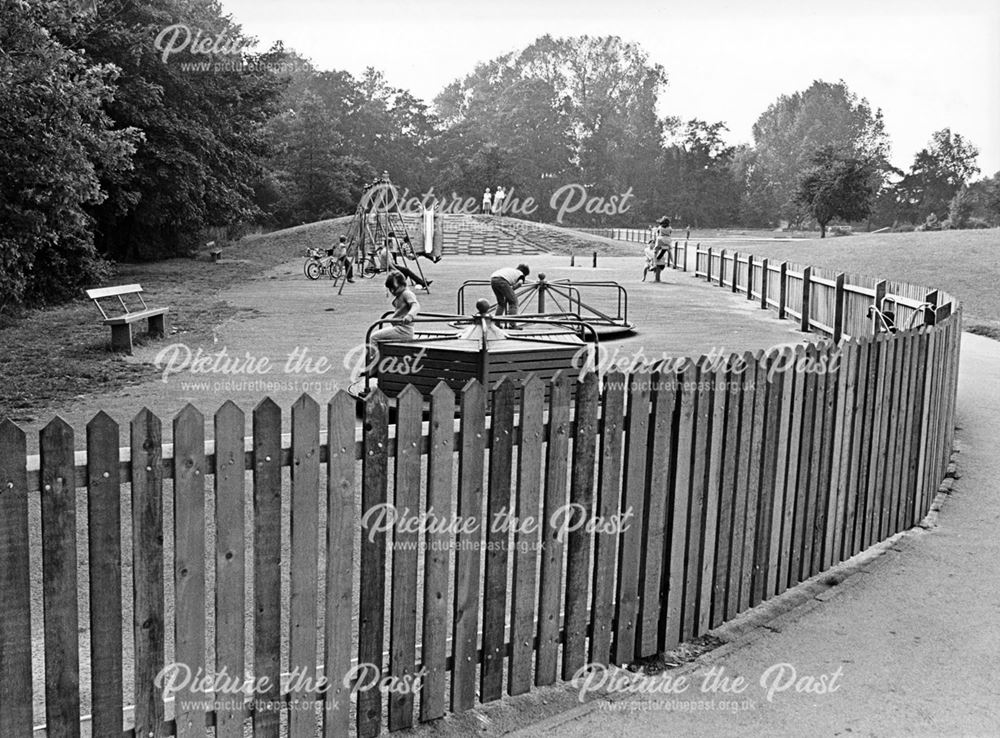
690 229 1000 337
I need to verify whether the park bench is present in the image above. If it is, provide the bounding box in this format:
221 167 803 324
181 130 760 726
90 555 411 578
86 284 170 354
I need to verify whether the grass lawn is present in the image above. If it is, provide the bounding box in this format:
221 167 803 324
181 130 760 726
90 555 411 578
0 218 350 422
705 229 1000 337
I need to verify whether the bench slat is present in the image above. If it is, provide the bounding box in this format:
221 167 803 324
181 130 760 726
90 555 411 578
103 308 169 326
86 284 144 300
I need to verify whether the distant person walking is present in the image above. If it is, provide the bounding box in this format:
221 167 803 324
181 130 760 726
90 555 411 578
490 263 529 326
482 188 492 214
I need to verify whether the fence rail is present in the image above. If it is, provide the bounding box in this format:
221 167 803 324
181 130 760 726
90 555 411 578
0 253 962 737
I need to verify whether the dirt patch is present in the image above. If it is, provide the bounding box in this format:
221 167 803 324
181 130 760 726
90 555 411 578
0 217 351 422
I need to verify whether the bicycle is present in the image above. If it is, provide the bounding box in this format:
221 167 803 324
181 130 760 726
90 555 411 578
303 248 345 280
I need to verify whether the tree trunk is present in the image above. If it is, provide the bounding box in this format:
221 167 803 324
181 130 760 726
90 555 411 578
820 221 827 238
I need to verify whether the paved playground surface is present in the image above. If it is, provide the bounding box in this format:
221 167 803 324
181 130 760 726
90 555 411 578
19 251 810 448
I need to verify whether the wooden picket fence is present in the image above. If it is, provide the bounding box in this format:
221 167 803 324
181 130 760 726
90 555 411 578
0 254 961 737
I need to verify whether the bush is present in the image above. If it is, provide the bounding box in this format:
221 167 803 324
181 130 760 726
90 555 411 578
966 217 991 229
948 186 974 229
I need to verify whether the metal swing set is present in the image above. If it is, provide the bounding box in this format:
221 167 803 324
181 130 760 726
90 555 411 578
335 172 432 295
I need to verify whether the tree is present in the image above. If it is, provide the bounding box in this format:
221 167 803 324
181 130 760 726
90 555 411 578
748 80 891 225
659 120 740 227
0 0 136 312
433 35 666 224
61 0 288 259
893 128 980 223
794 147 876 237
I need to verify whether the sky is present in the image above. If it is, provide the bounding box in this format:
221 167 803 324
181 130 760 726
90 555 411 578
220 0 1000 176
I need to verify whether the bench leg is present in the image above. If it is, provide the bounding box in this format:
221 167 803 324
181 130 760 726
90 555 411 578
110 324 134 354
147 313 168 339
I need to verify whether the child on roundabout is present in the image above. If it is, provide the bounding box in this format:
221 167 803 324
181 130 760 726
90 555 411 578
489 263 530 328
370 272 419 347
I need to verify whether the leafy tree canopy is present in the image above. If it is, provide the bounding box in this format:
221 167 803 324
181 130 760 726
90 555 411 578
0 0 137 311
748 80 891 224
794 146 877 237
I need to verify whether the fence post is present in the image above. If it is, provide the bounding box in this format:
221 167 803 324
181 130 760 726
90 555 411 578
833 273 846 342
778 262 788 320
705 247 713 281
719 249 726 287
684 241 690 272
732 252 739 294
760 258 769 309
924 290 939 327
800 266 812 332
746 254 755 301
874 280 887 334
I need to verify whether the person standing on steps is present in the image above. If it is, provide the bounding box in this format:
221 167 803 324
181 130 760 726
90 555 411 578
482 187 492 214
492 186 505 216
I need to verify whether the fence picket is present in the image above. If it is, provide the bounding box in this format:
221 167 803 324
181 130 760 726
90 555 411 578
777 350 805 594
253 398 282 737
643 366 677 651
700 364 727 628
812 351 839 575
666 361 697 645
790 350 818 586
452 381 486 712
214 402 247 738
753 355 784 605
482 379 515 702
86 412 123 737
389 386 422 729
847 338 874 555
802 347 827 578
739 356 767 611
829 342 857 566
420 383 456 720
289 395 321 736
0 420 32 736
537 372 571 686
173 405 207 738
767 348 797 597
713 357 740 623
589 371 626 666
882 335 907 538
684 363 711 637
509 375 544 695
726 353 756 617
358 390 389 737
562 373 600 679
323 392 357 736
615 369 652 662
131 409 166 738
40 418 81 738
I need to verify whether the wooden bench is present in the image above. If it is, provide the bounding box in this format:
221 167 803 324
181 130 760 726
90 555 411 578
86 284 170 354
